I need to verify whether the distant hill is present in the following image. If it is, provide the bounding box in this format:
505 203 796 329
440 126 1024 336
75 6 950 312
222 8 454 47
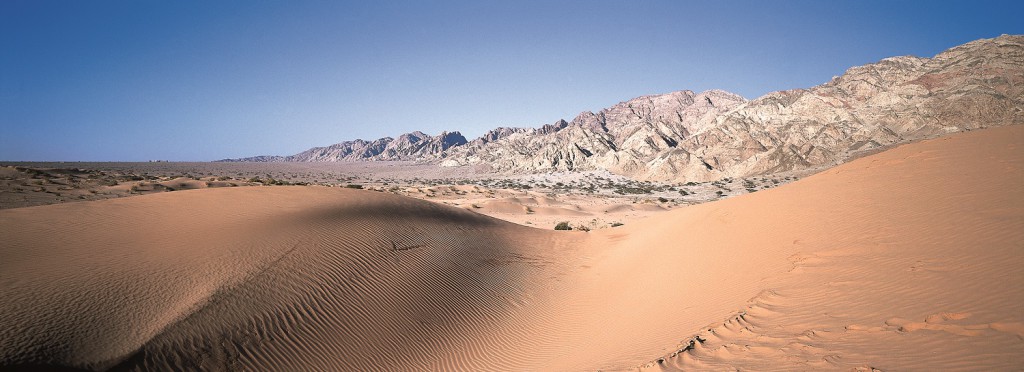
222 35 1024 182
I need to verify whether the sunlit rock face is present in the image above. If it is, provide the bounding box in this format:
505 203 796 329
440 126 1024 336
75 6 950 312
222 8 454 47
230 35 1024 182
444 35 1023 181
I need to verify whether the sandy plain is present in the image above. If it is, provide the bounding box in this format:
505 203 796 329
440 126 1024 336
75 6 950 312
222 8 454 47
1 125 1022 370
0 158 809 230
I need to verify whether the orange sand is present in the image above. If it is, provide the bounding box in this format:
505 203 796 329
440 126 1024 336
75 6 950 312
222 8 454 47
1 125 1022 370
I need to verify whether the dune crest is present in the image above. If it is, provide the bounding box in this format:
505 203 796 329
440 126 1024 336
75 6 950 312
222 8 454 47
2 126 1022 370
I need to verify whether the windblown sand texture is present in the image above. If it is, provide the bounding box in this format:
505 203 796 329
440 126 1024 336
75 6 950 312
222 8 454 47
1 125 1022 370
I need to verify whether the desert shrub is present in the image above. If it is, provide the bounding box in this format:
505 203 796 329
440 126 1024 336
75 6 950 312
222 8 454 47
611 222 624 227
554 221 572 230
613 185 653 195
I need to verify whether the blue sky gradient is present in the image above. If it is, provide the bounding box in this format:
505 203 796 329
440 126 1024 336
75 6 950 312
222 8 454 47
2 0 1022 161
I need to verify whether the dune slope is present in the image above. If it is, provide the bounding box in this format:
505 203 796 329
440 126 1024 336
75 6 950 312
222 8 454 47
1 125 1022 371
641 124 1024 370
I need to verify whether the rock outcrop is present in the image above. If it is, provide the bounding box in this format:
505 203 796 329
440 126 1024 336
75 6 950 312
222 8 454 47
225 131 468 162
443 34 1024 181
224 35 1024 182
439 90 748 178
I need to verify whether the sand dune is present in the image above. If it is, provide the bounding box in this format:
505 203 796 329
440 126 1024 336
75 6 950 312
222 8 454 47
641 125 1024 370
1 126 1022 370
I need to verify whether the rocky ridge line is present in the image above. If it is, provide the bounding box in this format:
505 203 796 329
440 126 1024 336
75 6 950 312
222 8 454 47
224 35 1024 182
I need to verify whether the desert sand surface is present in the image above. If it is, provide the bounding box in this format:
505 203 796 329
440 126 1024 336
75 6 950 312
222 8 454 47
1 161 804 231
1 125 1022 370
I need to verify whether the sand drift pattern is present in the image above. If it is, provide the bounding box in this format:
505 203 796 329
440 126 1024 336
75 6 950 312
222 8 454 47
2 126 1023 370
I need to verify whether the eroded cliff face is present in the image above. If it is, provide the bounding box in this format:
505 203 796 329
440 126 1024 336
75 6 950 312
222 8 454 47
228 35 1024 182
442 35 1023 181
228 131 468 162
438 89 747 177
701 35 1024 181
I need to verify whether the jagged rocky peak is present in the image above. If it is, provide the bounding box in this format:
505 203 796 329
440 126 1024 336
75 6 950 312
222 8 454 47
374 130 467 160
224 35 1023 183
569 111 605 132
432 131 469 150
539 119 569 135
395 131 428 144
473 127 532 145
601 90 746 134
250 130 467 162
440 35 1023 181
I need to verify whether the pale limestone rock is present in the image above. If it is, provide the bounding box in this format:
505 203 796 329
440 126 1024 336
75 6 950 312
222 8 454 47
225 35 1024 182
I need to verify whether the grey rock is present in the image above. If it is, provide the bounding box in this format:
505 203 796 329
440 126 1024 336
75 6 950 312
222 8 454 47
441 35 1024 181
224 35 1024 182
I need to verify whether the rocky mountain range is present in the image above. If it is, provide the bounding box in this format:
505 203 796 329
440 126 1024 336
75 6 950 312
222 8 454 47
223 35 1024 182
234 131 468 163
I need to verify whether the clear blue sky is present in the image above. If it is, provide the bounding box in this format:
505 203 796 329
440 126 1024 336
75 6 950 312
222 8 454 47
2 0 1022 161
